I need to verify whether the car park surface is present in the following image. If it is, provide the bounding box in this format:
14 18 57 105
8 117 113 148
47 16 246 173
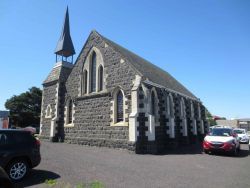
16 141 250 188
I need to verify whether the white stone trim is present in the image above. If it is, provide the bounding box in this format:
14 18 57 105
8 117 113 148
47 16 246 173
39 90 45 135
150 87 160 127
129 75 141 141
190 101 197 135
146 115 156 141
64 98 75 127
164 93 176 138
180 97 188 136
120 58 125 64
197 103 205 134
50 83 59 138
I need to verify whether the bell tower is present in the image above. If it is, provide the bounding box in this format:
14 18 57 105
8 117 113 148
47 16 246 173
40 7 75 142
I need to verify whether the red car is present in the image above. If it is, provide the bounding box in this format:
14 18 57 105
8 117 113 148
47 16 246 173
203 127 240 155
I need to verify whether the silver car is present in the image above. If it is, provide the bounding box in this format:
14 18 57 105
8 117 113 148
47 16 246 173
233 128 249 144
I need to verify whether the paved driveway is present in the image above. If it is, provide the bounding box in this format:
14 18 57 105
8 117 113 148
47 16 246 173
16 142 250 188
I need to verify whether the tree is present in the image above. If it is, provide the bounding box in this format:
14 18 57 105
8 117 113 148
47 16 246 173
205 110 216 126
5 87 42 128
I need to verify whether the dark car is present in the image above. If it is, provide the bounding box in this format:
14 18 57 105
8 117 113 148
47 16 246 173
0 166 13 188
0 129 41 181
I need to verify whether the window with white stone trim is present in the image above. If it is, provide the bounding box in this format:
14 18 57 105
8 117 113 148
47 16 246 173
151 92 156 115
110 88 128 126
98 65 103 91
81 70 88 95
90 52 97 93
65 99 74 126
81 47 105 95
45 104 52 118
116 90 124 122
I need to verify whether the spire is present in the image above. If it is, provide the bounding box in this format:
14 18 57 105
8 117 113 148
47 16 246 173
55 6 75 58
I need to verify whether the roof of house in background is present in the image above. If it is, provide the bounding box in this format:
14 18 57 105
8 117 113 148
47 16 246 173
0 111 9 118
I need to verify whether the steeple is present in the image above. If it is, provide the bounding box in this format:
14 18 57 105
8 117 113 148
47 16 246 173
55 6 75 63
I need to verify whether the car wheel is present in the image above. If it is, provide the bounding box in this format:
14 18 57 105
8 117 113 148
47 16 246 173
6 159 29 181
204 149 209 154
232 147 239 156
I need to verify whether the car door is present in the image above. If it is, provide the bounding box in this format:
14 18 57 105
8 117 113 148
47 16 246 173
0 132 12 168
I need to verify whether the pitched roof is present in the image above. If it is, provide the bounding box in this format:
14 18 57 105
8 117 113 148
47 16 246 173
95 31 198 100
54 7 75 57
43 62 73 84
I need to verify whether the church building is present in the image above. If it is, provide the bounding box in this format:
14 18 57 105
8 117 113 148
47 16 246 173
40 8 209 153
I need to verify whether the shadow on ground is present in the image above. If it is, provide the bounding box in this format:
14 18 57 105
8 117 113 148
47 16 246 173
14 169 60 188
155 143 204 155
145 144 250 157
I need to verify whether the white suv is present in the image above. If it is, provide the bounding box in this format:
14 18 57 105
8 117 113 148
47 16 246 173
233 128 249 144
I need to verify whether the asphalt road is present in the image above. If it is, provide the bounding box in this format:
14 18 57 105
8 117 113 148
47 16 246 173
16 142 250 188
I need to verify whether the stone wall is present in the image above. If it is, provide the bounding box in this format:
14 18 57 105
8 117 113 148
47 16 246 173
40 82 57 138
62 92 134 150
61 31 137 150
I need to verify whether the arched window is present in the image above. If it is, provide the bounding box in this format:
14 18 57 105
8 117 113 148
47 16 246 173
151 92 155 115
116 90 124 122
180 98 186 117
67 100 73 124
82 70 88 94
169 94 174 117
90 52 96 92
98 65 103 91
45 104 51 118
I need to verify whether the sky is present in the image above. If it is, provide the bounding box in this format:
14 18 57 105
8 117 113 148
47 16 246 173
0 0 249 119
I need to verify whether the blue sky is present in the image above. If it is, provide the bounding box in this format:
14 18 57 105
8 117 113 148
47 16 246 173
0 0 249 119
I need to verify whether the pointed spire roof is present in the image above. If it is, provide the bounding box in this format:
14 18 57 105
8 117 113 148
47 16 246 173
55 6 75 57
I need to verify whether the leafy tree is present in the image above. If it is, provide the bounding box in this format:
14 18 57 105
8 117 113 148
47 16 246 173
5 87 42 128
206 110 216 126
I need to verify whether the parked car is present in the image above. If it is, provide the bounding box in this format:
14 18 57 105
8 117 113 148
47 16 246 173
203 127 240 155
233 128 249 144
0 166 13 188
0 129 41 181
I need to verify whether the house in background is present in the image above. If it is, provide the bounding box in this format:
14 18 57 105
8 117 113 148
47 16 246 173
40 8 209 153
0 111 9 129
216 118 250 132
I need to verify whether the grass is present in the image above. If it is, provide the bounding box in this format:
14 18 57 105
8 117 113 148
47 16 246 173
44 179 104 188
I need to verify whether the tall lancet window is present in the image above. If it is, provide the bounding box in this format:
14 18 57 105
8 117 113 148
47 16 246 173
151 92 156 115
116 90 124 122
82 70 88 94
98 65 103 91
68 100 73 124
90 52 97 92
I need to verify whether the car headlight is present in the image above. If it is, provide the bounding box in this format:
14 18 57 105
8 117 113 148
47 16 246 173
227 139 235 145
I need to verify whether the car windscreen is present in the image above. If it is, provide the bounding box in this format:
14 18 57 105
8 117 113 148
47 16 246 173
209 128 232 136
233 129 245 134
